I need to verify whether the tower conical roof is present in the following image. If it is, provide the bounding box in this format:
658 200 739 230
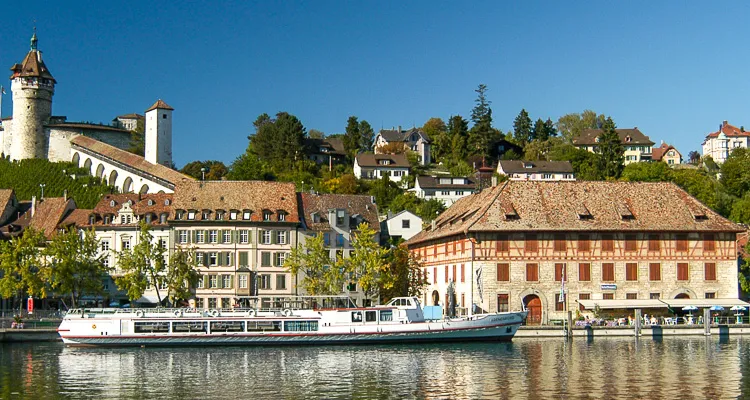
145 99 174 112
9 33 55 82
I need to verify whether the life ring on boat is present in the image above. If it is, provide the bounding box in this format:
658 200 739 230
92 324 96 330
283 309 292 317
135 310 144 318
246 309 256 317
209 309 220 317
174 310 183 317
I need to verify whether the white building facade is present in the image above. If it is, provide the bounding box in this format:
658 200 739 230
353 153 410 184
496 161 575 181
702 121 750 163
412 176 477 206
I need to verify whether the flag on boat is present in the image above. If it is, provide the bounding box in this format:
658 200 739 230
475 265 484 304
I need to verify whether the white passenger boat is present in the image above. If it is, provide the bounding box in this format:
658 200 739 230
57 297 527 346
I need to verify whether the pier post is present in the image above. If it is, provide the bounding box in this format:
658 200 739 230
634 309 641 337
704 308 711 336
567 311 573 338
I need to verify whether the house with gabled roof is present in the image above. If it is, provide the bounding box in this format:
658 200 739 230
497 160 575 181
652 142 682 165
353 153 410 184
412 175 478 206
702 120 750 163
574 127 654 164
374 126 431 165
406 181 745 324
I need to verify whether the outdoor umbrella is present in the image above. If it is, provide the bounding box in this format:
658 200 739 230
730 305 747 311
710 305 725 311
682 305 698 311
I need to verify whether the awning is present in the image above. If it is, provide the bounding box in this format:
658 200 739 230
577 299 668 310
134 295 161 304
662 299 750 308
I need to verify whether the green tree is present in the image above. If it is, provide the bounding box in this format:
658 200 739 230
343 223 387 300
415 199 446 223
164 247 201 306
468 84 494 160
379 245 427 302
180 160 228 180
0 229 46 313
449 160 474 177
596 117 624 179
369 175 402 211
670 169 721 211
548 143 603 180
512 109 533 147
532 118 546 142
43 228 109 308
343 116 361 161
447 115 469 162
308 129 325 139
114 220 167 304
730 194 750 225
359 120 375 151
556 110 606 143
250 112 307 170
687 150 701 165
423 117 449 162
524 137 563 161
284 233 344 295
227 146 275 181
720 148 750 198
620 161 671 182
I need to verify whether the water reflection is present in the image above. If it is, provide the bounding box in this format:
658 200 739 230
0 338 746 399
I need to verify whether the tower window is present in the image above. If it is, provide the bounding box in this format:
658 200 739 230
162 114 167 119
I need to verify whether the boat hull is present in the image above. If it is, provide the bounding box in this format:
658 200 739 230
59 313 526 347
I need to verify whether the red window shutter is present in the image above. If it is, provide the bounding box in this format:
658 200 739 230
460 264 465 283
649 263 661 281
677 263 689 281
445 265 449 283
554 234 566 252
625 234 637 252
497 263 509 281
704 234 715 252
648 234 660 252
554 263 565 282
578 235 590 252
526 263 538 281
705 263 716 281
626 263 638 281
433 267 437 284
602 263 614 282
525 234 538 252
452 265 457 282
676 234 688 252
579 263 591 281
601 234 614 252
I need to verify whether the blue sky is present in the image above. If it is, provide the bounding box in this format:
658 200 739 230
1 1 749 167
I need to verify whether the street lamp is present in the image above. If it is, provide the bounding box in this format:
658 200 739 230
39 183 46 200
200 167 206 181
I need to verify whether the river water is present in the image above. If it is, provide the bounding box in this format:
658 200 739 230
1 337 749 399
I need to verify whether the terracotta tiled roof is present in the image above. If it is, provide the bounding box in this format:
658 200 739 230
497 160 574 174
300 193 379 232
171 181 300 223
355 153 410 168
70 135 192 187
406 181 744 245
146 99 174 112
58 209 93 228
416 176 477 190
574 128 654 146
704 121 750 139
0 189 15 210
29 197 75 238
10 49 55 82
46 123 130 133
80 193 175 227
651 143 680 161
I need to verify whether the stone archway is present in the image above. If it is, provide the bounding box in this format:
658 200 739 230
669 288 697 299
523 294 542 325
139 184 149 194
122 177 133 193
83 158 92 173
71 152 80 165
675 293 690 299
95 164 104 180
432 290 440 306
108 170 118 186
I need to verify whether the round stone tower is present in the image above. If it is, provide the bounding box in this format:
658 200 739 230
9 32 56 160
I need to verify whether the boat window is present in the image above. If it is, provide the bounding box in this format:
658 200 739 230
284 321 319 332
210 321 245 332
406 299 413 307
351 311 363 322
247 321 282 332
134 321 170 334
365 311 377 322
172 321 207 333
380 310 393 322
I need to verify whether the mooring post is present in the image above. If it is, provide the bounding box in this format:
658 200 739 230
704 308 711 336
567 310 573 338
634 308 641 337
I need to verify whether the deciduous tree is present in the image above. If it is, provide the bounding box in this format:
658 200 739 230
447 115 469 162
165 246 201 306
0 228 46 313
44 228 109 308
379 245 427 302
556 110 605 143
343 223 387 300
284 233 344 295
114 220 167 304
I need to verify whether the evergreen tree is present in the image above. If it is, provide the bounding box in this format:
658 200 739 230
468 84 494 160
513 109 533 147
343 116 361 160
359 120 375 151
596 117 624 179
544 118 558 138
249 112 306 170
447 115 469 162
532 118 547 142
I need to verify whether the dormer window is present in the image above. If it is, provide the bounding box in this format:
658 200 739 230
165 199 171 206
230 211 238 220
311 212 320 223
625 135 632 143
145 214 152 224
216 211 225 221
243 210 252 220
278 212 286 222
202 210 211 220
175 210 184 220
263 211 272 221
188 210 196 220
110 200 116 207
378 159 391 165
336 210 345 226
88 215 96 225
148 199 154 206
160 213 168 224
104 215 111 224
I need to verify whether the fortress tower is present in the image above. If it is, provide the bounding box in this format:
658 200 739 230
144 99 173 167
9 32 56 160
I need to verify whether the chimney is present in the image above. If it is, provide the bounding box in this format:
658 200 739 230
723 120 728 127
398 125 401 133
431 219 436 230
31 196 37 217
63 190 68 201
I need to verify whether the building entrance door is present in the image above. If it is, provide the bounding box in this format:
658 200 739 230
523 295 542 325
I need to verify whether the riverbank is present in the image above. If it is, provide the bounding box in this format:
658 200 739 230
4 324 750 343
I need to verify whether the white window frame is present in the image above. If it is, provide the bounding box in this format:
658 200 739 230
262 230 272 245
240 230 249 244
209 252 218 266
209 230 218 244
276 230 287 245
178 230 188 244
239 275 248 289
101 240 110 252
223 230 231 243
